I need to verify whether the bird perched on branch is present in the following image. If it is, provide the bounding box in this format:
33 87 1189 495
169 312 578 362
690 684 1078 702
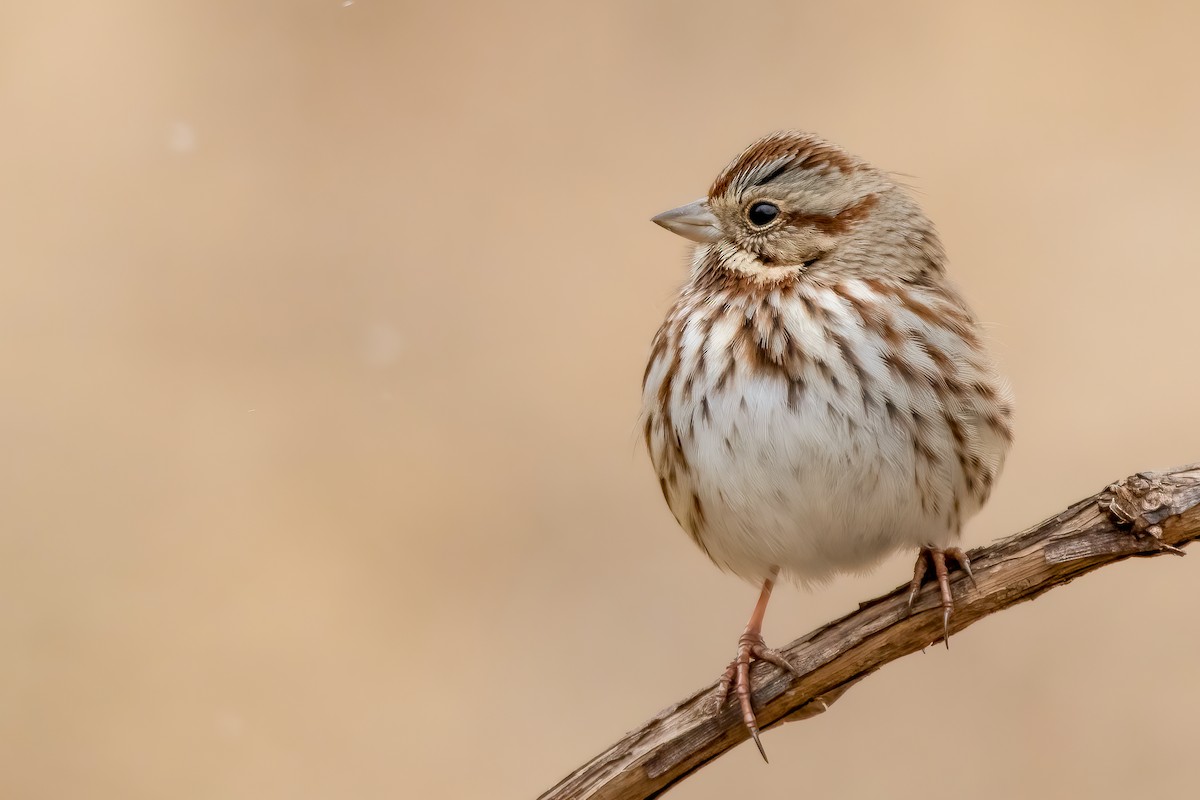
642 130 1014 759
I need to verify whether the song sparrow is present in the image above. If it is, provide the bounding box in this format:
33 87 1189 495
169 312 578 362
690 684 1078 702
642 130 1013 759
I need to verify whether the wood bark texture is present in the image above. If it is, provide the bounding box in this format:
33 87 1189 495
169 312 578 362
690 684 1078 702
539 463 1200 800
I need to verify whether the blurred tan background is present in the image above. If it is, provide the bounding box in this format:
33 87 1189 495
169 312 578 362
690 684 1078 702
2 2 1198 798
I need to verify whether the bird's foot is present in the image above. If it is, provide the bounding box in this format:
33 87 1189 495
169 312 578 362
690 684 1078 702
712 630 801 762
905 546 976 648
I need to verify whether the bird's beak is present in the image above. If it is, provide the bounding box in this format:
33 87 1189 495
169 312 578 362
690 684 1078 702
651 199 722 243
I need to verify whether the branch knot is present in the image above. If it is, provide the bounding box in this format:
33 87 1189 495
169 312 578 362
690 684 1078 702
1101 467 1200 555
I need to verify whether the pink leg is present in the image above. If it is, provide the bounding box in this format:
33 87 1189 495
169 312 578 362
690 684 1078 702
905 546 975 648
712 567 801 762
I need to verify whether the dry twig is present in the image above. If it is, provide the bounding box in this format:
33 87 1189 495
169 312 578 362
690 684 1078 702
539 463 1200 800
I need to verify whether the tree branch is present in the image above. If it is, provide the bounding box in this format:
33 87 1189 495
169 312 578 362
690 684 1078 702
539 463 1200 800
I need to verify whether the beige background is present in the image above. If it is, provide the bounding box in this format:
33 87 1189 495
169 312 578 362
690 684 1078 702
3 2 1199 798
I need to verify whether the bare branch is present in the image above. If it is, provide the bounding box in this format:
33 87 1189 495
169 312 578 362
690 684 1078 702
539 463 1200 800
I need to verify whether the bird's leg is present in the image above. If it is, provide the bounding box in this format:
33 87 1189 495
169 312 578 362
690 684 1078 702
905 546 975 648
713 567 801 762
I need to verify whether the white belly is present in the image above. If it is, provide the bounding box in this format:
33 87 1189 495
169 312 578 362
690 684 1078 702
682 377 943 583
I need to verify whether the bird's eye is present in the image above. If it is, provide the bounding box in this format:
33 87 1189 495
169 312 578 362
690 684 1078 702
746 202 779 227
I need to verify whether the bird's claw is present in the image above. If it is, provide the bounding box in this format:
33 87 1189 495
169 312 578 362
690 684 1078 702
905 546 974 648
712 631 801 762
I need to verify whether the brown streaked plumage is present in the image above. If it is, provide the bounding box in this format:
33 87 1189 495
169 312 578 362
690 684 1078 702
708 131 864 196
642 130 1014 759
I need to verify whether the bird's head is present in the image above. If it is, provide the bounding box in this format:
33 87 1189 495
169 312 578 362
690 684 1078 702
652 130 939 282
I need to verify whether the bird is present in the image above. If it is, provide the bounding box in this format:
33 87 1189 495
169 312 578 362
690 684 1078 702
641 130 1014 760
